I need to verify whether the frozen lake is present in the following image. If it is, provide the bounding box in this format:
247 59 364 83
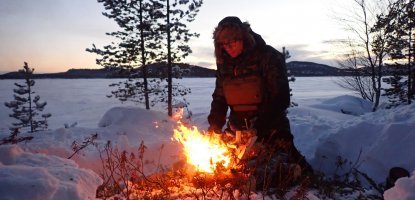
0 77 355 131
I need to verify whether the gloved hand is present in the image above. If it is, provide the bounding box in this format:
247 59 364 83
207 125 223 135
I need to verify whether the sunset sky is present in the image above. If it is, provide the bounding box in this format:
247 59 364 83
0 0 353 73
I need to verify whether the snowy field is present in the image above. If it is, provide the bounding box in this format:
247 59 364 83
0 77 414 199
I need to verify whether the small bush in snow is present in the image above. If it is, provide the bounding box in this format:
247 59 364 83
4 62 51 133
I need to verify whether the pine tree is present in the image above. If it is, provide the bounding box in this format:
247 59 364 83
158 0 203 116
375 0 415 104
4 62 51 133
87 0 164 109
88 0 202 116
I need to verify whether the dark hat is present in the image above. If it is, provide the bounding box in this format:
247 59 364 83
218 16 243 26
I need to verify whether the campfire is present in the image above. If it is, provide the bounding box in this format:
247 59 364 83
172 112 257 175
173 122 233 173
171 119 259 196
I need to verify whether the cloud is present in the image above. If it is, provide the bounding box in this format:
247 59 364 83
185 43 340 69
278 44 339 67
194 61 216 69
185 46 215 69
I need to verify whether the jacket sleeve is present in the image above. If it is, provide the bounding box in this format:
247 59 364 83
265 48 290 113
207 66 229 130
255 47 290 130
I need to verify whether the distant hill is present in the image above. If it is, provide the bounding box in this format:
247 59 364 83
286 61 348 76
0 64 216 79
0 61 351 79
0 68 113 79
145 63 216 78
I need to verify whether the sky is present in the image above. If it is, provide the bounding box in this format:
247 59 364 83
0 78 414 199
0 0 352 73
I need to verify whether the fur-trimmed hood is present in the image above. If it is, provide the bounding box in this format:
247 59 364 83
213 16 266 63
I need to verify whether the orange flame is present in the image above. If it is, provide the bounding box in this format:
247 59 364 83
173 123 232 173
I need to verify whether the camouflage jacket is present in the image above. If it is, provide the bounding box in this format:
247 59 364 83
208 32 291 137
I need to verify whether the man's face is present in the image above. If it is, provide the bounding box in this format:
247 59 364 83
221 40 243 58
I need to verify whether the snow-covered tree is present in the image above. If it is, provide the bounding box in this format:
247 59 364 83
4 62 51 132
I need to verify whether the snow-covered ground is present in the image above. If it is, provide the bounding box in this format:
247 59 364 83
0 77 414 200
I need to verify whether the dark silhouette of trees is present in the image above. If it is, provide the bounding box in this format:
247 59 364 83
335 0 415 109
156 0 203 116
333 0 389 111
87 0 164 109
4 62 51 133
88 0 203 116
374 0 415 106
